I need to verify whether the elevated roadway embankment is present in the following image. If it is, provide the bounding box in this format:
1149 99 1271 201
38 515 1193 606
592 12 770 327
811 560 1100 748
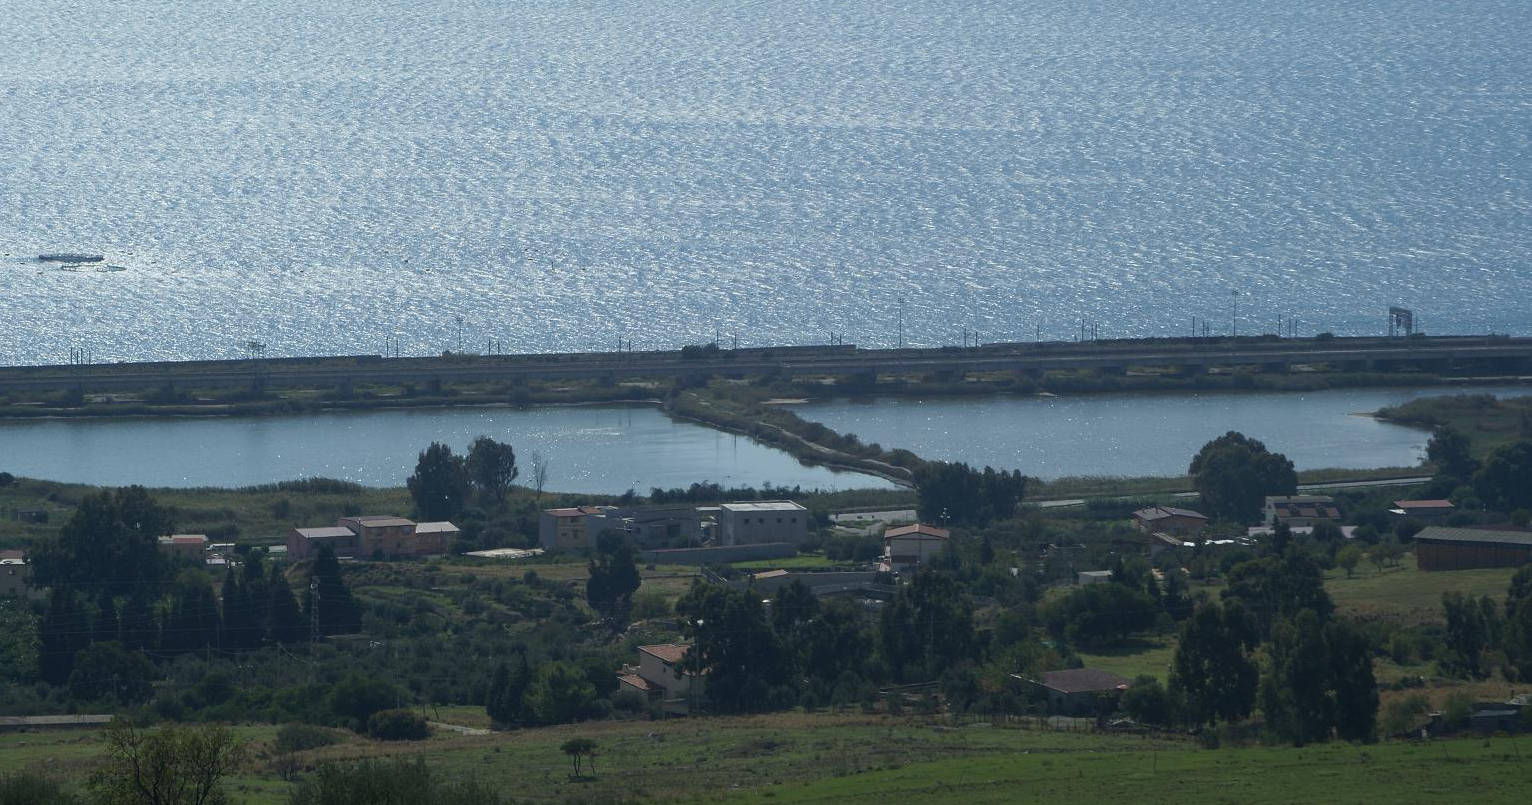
0 336 1528 394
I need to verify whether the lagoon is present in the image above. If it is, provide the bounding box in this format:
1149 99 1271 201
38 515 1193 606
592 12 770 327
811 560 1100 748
0 405 891 492
796 386 1532 481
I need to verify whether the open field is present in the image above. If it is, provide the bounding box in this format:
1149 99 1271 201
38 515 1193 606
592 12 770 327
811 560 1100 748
722 733 1532 805
6 713 1530 805
1076 638 1176 683
1323 554 1517 624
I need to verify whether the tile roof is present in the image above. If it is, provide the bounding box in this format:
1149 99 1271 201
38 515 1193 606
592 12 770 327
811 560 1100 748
1037 668 1133 694
618 674 662 693
639 644 690 664
884 524 950 540
1413 526 1532 548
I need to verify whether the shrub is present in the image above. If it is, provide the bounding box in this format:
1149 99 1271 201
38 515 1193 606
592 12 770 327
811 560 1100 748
367 709 430 741
274 723 343 754
0 771 81 805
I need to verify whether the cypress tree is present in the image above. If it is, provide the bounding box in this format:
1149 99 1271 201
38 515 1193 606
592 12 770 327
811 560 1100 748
305 546 359 636
268 563 306 645
39 588 88 686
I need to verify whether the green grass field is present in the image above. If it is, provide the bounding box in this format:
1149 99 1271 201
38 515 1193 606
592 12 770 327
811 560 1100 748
7 714 1528 805
1323 554 1517 624
722 734 1532 805
1077 637 1176 682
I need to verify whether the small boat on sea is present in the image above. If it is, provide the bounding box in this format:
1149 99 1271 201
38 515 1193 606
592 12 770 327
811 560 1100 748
38 253 104 263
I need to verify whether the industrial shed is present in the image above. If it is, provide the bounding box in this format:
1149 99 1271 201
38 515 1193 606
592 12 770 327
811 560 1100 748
1413 526 1532 571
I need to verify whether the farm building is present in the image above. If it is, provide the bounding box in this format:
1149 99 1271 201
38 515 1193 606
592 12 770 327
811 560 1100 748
1023 668 1133 716
1414 526 1532 571
1131 506 1207 536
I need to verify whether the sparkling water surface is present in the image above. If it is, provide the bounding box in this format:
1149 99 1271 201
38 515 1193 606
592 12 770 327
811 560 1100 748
797 386 1532 480
1 0 1529 365
0 404 892 491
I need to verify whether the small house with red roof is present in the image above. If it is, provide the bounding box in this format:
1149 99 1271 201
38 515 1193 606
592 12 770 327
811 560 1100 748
618 643 707 715
882 524 950 572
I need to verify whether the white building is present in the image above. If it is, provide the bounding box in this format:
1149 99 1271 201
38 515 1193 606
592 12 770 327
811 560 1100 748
618 643 707 715
716 501 809 546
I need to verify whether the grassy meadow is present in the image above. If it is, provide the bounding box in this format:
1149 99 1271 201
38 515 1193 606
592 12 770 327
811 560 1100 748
4 713 1529 805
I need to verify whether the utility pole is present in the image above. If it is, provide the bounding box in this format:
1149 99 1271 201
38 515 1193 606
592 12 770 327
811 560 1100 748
897 298 904 349
455 315 464 353
309 577 321 646
1231 290 1240 337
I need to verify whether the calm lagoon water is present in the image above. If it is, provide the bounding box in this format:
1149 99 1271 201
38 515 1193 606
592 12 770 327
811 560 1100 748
797 386 1532 480
0 405 891 492
2 0 1531 365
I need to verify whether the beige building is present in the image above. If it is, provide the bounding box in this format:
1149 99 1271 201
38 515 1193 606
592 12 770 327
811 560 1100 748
882 523 950 572
538 506 613 551
157 534 209 560
287 526 361 560
717 501 808 546
618 643 707 715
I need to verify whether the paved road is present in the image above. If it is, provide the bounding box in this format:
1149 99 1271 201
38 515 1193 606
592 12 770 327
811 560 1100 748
2 335 1526 393
1026 475 1434 509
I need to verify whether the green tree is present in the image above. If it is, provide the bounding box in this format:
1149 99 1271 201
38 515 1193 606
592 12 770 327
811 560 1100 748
1039 581 1158 648
1260 611 1377 745
1381 694 1430 738
485 652 531 727
1169 601 1259 728
1426 426 1478 479
406 442 471 521
913 461 1027 526
1119 675 1176 726
304 545 359 636
522 661 597 726
267 564 307 645
677 581 793 711
67 641 155 704
162 573 221 655
29 486 173 598
0 771 81 805
367 709 430 741
1473 441 1532 513
1326 618 1379 743
1504 591 1532 682
878 570 977 681
88 717 247 805
560 738 598 777
38 588 89 685
1440 591 1488 679
585 531 641 625
1222 551 1332 638
1188 432 1297 522
328 674 399 731
1335 545 1362 579
287 758 507 805
465 436 519 503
